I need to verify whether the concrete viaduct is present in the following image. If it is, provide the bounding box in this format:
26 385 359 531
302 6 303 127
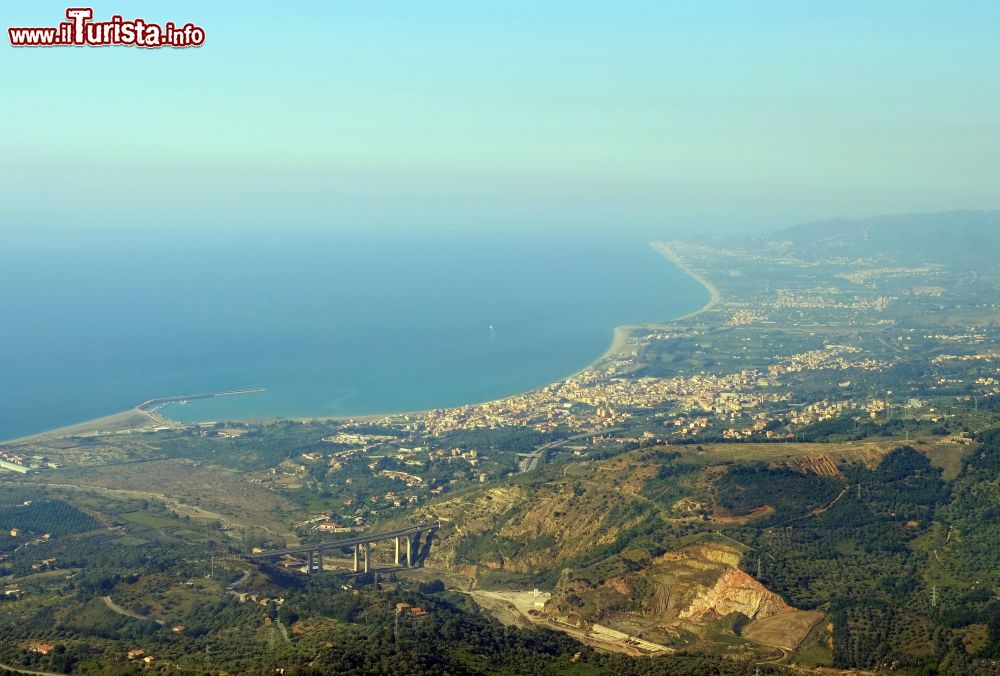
249 522 439 575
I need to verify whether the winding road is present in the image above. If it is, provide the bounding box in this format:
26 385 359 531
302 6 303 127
101 595 165 625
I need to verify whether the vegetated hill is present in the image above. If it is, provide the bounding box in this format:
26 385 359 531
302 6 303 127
420 449 705 580
763 210 1000 268
413 434 1000 672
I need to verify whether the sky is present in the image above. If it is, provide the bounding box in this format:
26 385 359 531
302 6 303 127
2 1 1000 235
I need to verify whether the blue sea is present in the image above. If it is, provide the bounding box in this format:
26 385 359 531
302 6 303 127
0 228 706 440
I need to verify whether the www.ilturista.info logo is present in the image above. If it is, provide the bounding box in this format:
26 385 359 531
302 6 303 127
9 8 205 48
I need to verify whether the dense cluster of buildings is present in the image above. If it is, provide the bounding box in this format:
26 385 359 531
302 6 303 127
418 385 584 434
339 335 899 452
322 431 398 448
772 290 893 312
837 264 941 285
771 345 888 374
931 351 1000 364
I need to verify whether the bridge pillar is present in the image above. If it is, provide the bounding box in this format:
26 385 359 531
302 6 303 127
307 550 314 575
364 543 370 573
353 544 359 572
406 535 413 567
394 537 400 566
317 550 323 573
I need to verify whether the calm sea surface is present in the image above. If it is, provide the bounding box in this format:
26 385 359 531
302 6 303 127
0 229 706 439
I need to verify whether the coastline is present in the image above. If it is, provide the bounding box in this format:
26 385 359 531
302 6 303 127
0 409 154 445
5 242 721 442
651 241 721 321
597 242 720 360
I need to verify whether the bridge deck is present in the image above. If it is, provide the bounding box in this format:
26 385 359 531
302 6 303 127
250 522 438 560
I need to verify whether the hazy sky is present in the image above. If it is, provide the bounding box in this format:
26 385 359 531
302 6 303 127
3 1 999 235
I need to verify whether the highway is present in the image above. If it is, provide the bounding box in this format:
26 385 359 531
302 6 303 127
249 521 439 559
517 428 622 472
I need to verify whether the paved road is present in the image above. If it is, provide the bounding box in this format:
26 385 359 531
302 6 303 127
250 522 438 559
517 428 622 472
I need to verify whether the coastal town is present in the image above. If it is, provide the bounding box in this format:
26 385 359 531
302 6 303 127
2 216 999 674
5 0 1000 669
313 237 994 469
4 235 997 513
1 230 989 566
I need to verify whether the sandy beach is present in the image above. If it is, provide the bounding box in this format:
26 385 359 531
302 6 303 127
1 408 155 445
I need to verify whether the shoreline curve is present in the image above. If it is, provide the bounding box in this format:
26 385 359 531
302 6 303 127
597 241 720 361
3 242 721 442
